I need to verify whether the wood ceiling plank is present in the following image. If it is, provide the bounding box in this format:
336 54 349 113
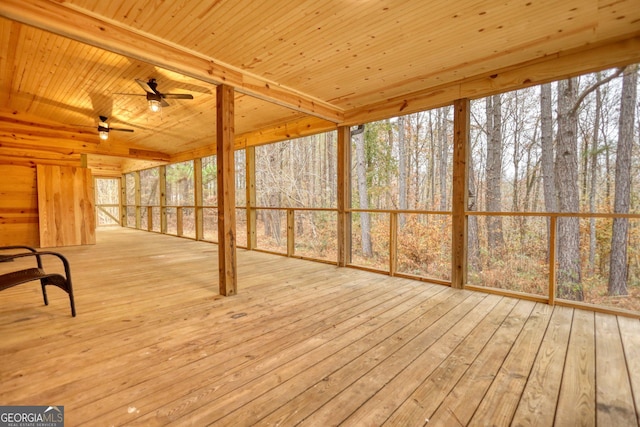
0 21 9 100
0 109 173 161
35 33 80 118
12 25 44 114
343 35 640 126
35 35 100 122
0 0 344 123
222 0 597 106
149 1 234 46
123 0 161 31
200 0 586 87
0 20 21 108
597 0 640 39
174 2 294 58
309 23 610 109
223 2 384 80
2 0 639 164
30 32 59 116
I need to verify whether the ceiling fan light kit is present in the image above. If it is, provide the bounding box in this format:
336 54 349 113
98 116 110 140
148 97 162 113
135 78 194 113
94 115 134 141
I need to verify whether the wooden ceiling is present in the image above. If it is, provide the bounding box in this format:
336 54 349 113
1 0 639 173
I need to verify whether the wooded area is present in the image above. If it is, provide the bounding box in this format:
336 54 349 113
118 64 640 314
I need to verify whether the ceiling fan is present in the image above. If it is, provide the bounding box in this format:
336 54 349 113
121 78 195 112
97 116 134 140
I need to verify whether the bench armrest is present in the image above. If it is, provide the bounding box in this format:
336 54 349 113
0 245 38 253
0 246 39 263
0 251 71 279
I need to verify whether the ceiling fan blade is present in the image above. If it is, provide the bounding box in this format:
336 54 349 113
160 98 170 107
135 79 156 94
110 127 134 133
162 93 194 100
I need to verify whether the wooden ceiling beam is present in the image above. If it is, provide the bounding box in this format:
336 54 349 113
0 0 345 123
0 135 170 162
168 115 338 163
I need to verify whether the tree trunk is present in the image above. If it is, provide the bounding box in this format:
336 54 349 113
327 132 336 206
354 128 373 257
608 65 637 296
468 155 481 270
439 106 449 211
540 83 557 262
414 117 421 210
429 111 436 208
588 75 602 268
541 83 557 213
512 91 521 213
398 116 407 227
485 94 504 253
555 78 582 300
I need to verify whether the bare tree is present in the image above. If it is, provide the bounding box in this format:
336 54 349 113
428 110 436 209
555 78 583 299
398 116 407 227
439 106 450 211
468 155 481 270
540 83 557 215
353 126 373 257
588 74 602 267
609 65 638 296
486 94 505 252
554 69 625 299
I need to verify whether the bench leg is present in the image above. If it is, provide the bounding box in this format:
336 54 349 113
69 290 76 317
40 279 49 306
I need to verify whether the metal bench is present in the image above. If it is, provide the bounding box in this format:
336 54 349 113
0 246 76 317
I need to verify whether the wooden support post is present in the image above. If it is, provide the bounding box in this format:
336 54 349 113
147 207 153 232
134 171 141 229
390 212 398 276
217 84 237 296
246 146 257 249
549 216 557 305
120 176 126 226
287 209 295 257
159 165 167 234
337 126 352 266
194 157 204 240
93 177 98 227
451 98 470 289
176 207 184 236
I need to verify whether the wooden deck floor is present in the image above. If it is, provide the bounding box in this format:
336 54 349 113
1 227 639 426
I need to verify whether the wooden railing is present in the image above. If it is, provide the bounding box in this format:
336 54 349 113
95 203 120 226
120 201 640 317
348 208 452 286
251 207 337 263
467 211 639 316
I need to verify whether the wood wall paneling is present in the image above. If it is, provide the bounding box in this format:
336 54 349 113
0 164 39 246
36 164 96 247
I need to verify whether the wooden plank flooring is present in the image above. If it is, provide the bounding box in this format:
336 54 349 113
1 227 639 426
